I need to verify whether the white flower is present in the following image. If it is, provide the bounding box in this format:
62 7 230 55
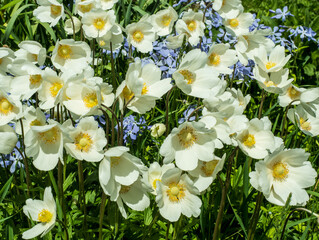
206 43 238 74
82 9 116 38
156 168 202 222
0 89 22 126
126 21 156 53
14 41 46 65
0 124 18 154
150 123 166 138
175 9 205 46
33 0 65 27
213 0 243 19
64 116 107 162
254 45 291 73
15 106 46 135
160 121 216 171
278 84 306 107
223 12 254 37
75 0 95 17
64 17 82 35
97 24 124 51
151 6 178 36
96 0 119 10
249 149 317 206
0 47 15 75
173 49 220 98
22 187 56 239
166 33 187 49
51 39 92 74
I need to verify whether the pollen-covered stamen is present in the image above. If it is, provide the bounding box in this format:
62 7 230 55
110 156 120 168
264 80 277 87
179 70 195 84
161 15 172 26
208 53 221 66
57 45 72 59
38 127 60 144
93 18 106 30
229 18 239 27
186 20 197 32
152 178 161 190
272 162 289 181
79 3 93 13
141 83 149 95
0 58 2 65
38 209 53 223
31 54 38 62
30 119 43 126
132 30 144 43
75 132 93 152
50 5 62 16
166 182 185 202
242 133 256 148
50 82 63 97
266 61 276 70
287 86 300 100
122 86 134 102
201 160 219 177
0 97 13 115
83 92 98 108
300 117 312 131
177 126 197 148
29 74 42 86
120 185 131 194
99 40 106 47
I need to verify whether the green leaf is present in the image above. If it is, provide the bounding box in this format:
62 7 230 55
307 190 319 198
0 0 23 10
38 22 57 42
304 63 316 76
310 16 319 32
0 175 13 203
132 5 148 16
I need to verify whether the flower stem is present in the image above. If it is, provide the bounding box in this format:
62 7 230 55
247 191 263 240
78 160 87 237
258 89 266 119
99 192 107 240
165 86 175 137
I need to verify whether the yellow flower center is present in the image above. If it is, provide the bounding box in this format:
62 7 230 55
186 20 197 32
79 3 93 13
110 156 120 168
83 92 98 108
161 15 172 26
132 30 144 43
242 133 255 148
201 160 219 177
93 18 106 30
30 119 43 126
166 182 185 202
287 86 300 100
75 132 93 152
300 117 311 131
122 86 134 102
120 185 131 194
177 126 197 148
38 209 53 223
31 54 38 62
29 74 42 86
0 58 2 65
50 82 63 97
0 97 13 115
179 70 195 84
272 162 289 181
266 61 276 70
208 53 221 66
57 45 72 59
99 40 106 47
50 5 62 16
264 80 277 87
38 127 60 144
229 18 239 27
141 83 148 95
152 178 162 190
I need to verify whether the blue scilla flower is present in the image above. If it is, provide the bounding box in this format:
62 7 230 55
0 141 24 173
178 105 197 124
269 6 293 22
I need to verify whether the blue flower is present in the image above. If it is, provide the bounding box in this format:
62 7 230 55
269 6 293 22
178 105 197 124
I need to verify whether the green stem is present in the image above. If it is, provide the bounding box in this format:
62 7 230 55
247 192 263 240
258 89 266 119
99 192 107 240
165 86 175 137
78 160 87 237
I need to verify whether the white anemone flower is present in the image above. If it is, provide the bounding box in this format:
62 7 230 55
64 17 82 35
166 33 188 49
97 24 124 51
173 49 220 98
250 148 317 206
82 9 116 39
156 168 202 222
75 0 95 17
253 67 293 94
51 39 92 74
151 6 178 36
160 121 216 171
206 43 238 74
64 117 107 162
299 88 319 118
142 162 175 195
25 120 68 171
96 0 119 10
22 187 56 239
189 154 226 192
288 105 319 137
0 89 22 126
175 9 205 46
224 12 254 37
0 47 15 74
14 41 46 66
254 45 291 73
126 21 156 53
236 117 279 159
15 106 46 135
213 0 243 19
0 125 18 154
33 0 65 27
278 84 306 107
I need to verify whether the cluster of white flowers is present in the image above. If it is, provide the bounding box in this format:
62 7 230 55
1 0 318 238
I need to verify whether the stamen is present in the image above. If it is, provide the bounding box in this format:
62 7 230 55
75 132 93 152
38 209 53 223
201 160 219 177
132 31 144 43
242 133 255 148
161 15 172 26
50 82 63 97
57 45 72 59
38 127 60 144
29 74 42 86
166 182 185 202
186 20 197 32
266 61 276 70
0 97 13 115
208 53 221 66
93 18 106 30
152 178 162 190
177 126 197 148
50 5 62 16
179 70 195 84
122 86 134 102
272 162 289 181
229 19 239 27
83 92 98 108
141 83 148 95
